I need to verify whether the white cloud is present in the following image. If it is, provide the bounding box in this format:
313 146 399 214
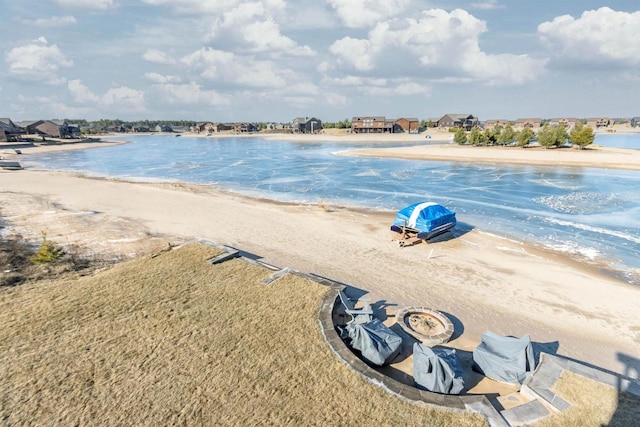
68 79 100 103
15 94 89 119
56 0 115 10
325 76 429 97
181 47 288 88
142 49 176 65
360 81 430 97
538 7 640 65
205 1 314 56
100 86 146 113
323 92 347 106
151 82 230 106
29 16 77 27
329 37 375 71
327 0 411 29
286 82 320 96
5 38 73 85
470 0 503 10
324 75 388 87
329 9 546 85
66 80 146 112
181 48 234 79
141 0 286 16
144 72 181 84
140 0 240 15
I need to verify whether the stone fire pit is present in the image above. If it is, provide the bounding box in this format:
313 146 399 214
395 306 454 346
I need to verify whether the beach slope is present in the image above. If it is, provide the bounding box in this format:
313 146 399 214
1 169 639 379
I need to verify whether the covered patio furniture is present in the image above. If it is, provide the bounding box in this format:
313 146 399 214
345 318 402 366
413 343 464 394
338 289 373 324
472 331 536 384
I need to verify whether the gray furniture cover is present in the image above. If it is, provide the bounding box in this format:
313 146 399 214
413 343 464 394
472 331 536 384
346 318 402 366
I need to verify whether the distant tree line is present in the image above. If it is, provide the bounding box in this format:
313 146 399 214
322 119 352 129
65 118 198 131
453 123 595 149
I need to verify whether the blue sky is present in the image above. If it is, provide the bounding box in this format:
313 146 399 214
1 0 639 122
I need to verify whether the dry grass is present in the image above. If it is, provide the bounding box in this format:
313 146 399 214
0 235 97 287
1 243 486 426
534 371 640 427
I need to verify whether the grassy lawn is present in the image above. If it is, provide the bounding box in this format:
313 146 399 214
1 243 486 426
534 370 640 427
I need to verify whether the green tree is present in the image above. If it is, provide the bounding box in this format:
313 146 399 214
497 124 516 146
516 127 535 148
30 232 65 264
537 125 556 148
427 119 434 128
336 119 351 129
554 124 568 147
569 123 595 149
453 128 467 144
482 128 495 146
491 126 502 145
468 126 482 146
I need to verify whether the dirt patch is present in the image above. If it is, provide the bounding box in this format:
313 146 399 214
0 192 186 287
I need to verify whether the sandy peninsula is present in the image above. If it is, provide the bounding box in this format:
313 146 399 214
343 144 640 171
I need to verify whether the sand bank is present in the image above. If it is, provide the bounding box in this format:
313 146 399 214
1 169 638 379
342 144 640 171
0 139 127 158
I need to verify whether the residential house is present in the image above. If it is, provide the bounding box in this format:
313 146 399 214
548 118 578 129
66 123 82 138
514 118 542 130
393 117 419 133
291 117 322 133
191 122 215 134
132 125 150 132
436 114 478 130
351 116 392 133
155 124 173 132
23 120 80 139
631 117 640 128
484 119 510 129
108 125 127 133
0 118 24 142
190 123 205 133
586 118 612 128
214 123 234 132
234 123 257 133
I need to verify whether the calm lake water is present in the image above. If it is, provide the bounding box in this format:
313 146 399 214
24 133 640 284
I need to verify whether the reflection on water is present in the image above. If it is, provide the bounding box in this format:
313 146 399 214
25 135 640 284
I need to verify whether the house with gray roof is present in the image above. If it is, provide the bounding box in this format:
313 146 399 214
436 114 478 130
0 118 25 142
291 117 322 133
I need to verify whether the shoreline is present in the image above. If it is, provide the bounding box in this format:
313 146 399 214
8 136 640 284
7 132 640 172
1 168 639 379
341 144 640 171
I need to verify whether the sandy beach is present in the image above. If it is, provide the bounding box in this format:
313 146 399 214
343 144 640 171
2 148 639 381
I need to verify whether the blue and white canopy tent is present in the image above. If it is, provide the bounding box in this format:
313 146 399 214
391 202 456 245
